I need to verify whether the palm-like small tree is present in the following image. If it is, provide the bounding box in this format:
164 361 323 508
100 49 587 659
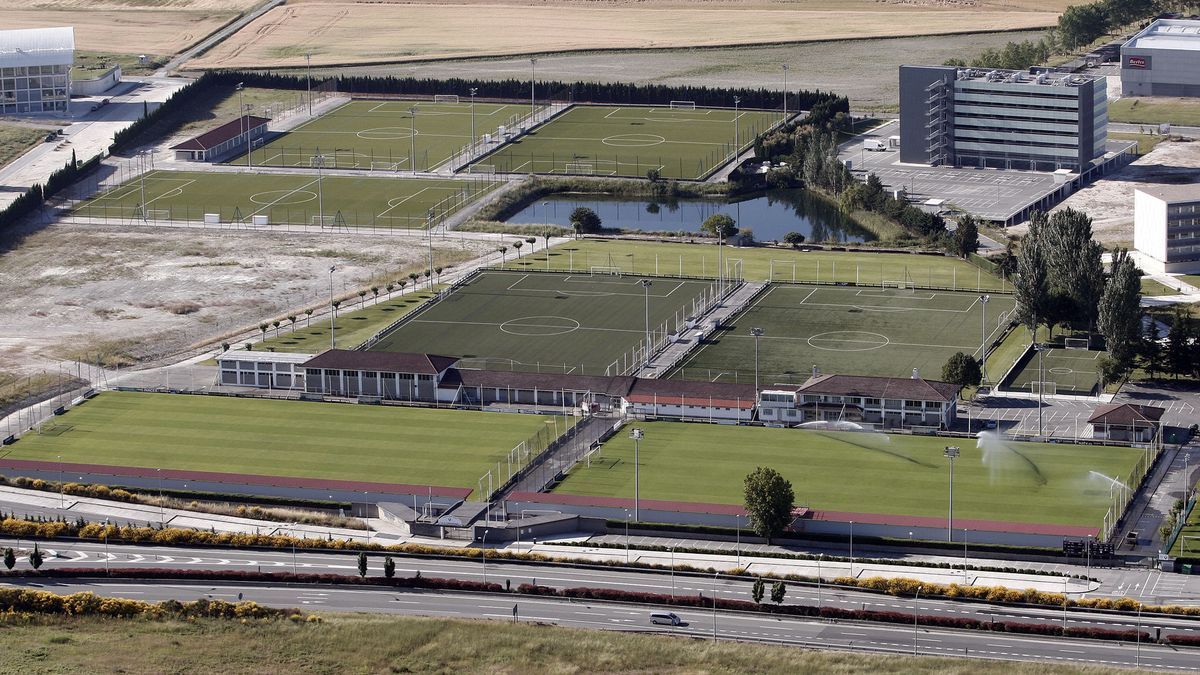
287 315 297 333
371 286 380 304
386 283 395 298
398 280 407 292
272 320 281 336
358 290 367 308
304 308 314 326
434 266 443 283
331 299 341 318
408 272 419 285
513 240 524 258
259 323 268 340
525 236 536 252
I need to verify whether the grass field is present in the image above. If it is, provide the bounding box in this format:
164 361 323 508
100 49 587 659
555 421 1142 527
672 284 1016 383
368 270 717 375
254 288 442 353
1109 97 1200 127
1172 501 1200 559
1005 346 1104 396
5 391 559 490
236 99 533 172
0 615 1106 675
74 170 499 229
505 239 1011 291
1141 277 1178 297
0 123 46 170
473 105 782 180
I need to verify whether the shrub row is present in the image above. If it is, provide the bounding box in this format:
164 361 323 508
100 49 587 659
109 72 220 154
0 151 103 234
0 586 308 622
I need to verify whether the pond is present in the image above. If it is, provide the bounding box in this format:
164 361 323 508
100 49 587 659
503 188 875 243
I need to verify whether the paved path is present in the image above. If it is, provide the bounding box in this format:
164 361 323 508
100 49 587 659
637 280 765 379
1121 444 1198 556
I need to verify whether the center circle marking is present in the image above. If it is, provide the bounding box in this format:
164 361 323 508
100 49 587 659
1048 367 1073 375
601 133 667 148
499 315 581 336
807 331 890 352
357 126 417 140
249 189 317 205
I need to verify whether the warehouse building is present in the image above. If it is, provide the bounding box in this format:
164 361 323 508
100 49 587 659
1121 18 1200 97
1133 184 1200 273
899 65 1107 172
0 27 73 115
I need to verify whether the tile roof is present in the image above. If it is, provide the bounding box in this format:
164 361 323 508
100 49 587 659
171 116 271 151
302 350 458 375
789 373 961 402
1087 403 1166 425
625 378 757 409
441 368 635 396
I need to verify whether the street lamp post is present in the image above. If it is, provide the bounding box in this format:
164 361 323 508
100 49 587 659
979 294 990 384
314 153 327 225
409 106 418 172
305 52 313 116
102 518 110 576
481 528 489 584
750 327 764 395
944 446 960 542
640 280 653 365
712 570 719 640
733 96 741 151
849 520 855 577
469 87 478 151
913 588 921 655
427 210 435 290
1035 343 1046 436
629 428 644 521
529 57 538 119
782 65 789 119
669 545 676 599
816 554 823 609
328 265 336 349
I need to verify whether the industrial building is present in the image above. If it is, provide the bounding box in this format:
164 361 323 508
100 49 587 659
899 65 1107 172
1133 184 1200 274
0 27 73 115
1121 18 1200 97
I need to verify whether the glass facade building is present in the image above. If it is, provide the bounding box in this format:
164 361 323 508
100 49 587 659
0 27 73 115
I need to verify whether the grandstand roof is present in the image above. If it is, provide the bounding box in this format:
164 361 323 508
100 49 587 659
0 27 74 69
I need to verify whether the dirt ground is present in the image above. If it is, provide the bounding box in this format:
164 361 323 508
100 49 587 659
1008 138 1200 248
0 224 490 377
307 31 1044 110
189 0 1058 68
0 0 252 56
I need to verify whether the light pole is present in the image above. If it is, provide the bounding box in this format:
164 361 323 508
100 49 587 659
328 265 336 349
669 544 676 599
236 82 252 169
816 554 823 609
624 511 630 563
102 518 110 576
409 106 418 172
427 210 435 290
629 428 643 521
481 528 489 584
944 446 960 542
732 96 741 151
305 52 312 116
782 65 789 119
751 327 764 395
979 294 990 384
58 455 64 507
529 57 537 119
1137 604 1143 668
640 279 653 365
849 520 855 577
712 570 719 641
1035 342 1046 436
913 588 921 655
314 153 327 225
469 87 478 150
137 150 149 221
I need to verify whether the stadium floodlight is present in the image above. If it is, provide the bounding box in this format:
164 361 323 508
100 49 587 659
733 96 741 149
305 52 313 116
328 265 336 348
629 427 644 521
640 279 653 365
750 327 765 395
979 294 990 384
409 106 418 172
469 87 478 151
944 446 960 542
529 57 538 119
1034 341 1048 436
782 64 789 119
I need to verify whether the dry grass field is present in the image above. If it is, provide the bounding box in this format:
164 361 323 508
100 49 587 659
0 0 259 56
190 0 1068 68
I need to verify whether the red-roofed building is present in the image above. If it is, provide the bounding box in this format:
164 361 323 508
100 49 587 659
1088 403 1164 442
171 115 270 161
758 373 961 429
623 378 756 422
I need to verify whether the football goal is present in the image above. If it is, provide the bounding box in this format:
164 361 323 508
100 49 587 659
590 266 622 277
370 161 402 172
669 100 697 110
310 215 336 227
564 162 595 175
309 155 335 168
1030 381 1058 395
882 279 916 292
1064 337 1090 350
139 209 170 221
433 95 460 103
468 164 496 175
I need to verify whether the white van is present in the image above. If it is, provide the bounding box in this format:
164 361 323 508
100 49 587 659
863 139 887 151
650 612 683 626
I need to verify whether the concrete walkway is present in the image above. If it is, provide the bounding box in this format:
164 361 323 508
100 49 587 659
1122 443 1199 556
637 281 766 379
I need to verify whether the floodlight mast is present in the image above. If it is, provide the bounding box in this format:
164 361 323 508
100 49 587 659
944 446 960 542
629 427 644 521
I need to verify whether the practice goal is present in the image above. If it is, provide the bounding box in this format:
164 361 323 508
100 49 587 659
309 155 336 168
882 279 916 293
589 266 622 277
669 101 697 110
370 161 402 172
310 215 336 227
433 95 460 104
1064 337 1090 350
1030 381 1058 395
564 162 595 175
468 164 496 175
139 209 170 220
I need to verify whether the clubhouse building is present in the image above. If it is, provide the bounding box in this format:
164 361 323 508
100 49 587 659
217 349 956 427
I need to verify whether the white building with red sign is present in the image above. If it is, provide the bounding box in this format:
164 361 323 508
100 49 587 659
1121 18 1200 97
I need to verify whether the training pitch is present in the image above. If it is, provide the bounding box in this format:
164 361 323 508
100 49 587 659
554 421 1143 527
235 99 532 171
368 270 718 375
1005 346 1103 396
673 283 1016 383
472 104 782 179
74 170 498 228
7 391 558 491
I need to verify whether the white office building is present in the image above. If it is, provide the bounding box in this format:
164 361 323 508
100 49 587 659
1134 184 1200 274
1121 19 1200 98
0 27 73 115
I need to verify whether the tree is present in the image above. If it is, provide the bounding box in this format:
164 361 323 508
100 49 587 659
1014 213 1048 336
1098 248 1143 367
3 547 14 570
743 467 794 544
701 213 738 238
498 246 508 263
259 323 268 340
525 237 536 252
386 283 395 297
331 300 341 318
770 580 786 604
1097 355 1127 389
941 352 982 390
752 577 765 604
304 308 314 326
29 543 42 570
358 290 367 307
384 555 395 579
569 207 602 235
512 240 524 257
434 266 443 283
1166 313 1192 379
953 215 979 258
272 320 281 336
783 232 806 248
371 286 380 304
646 168 661 182
357 551 368 578
1142 320 1163 379
287 315 297 332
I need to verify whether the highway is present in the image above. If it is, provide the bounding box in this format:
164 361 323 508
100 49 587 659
9 538 1200 641
4 577 1196 671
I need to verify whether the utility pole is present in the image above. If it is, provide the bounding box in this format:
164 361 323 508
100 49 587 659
328 265 336 349
640 279 653 365
409 106 419 172
979 294 990 384
782 65 789 119
469 87 478 151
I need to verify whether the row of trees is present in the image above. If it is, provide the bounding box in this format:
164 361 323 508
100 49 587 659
0 151 104 235
1013 208 1107 338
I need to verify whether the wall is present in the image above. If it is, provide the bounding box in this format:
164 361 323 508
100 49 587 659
1134 190 1169 263
1122 46 1200 97
73 66 121 97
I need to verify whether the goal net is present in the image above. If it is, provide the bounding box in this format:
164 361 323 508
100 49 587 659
468 164 496 175
590 266 622 277
564 163 594 175
370 161 402 172
669 101 697 110
310 215 336 227
309 155 335 168
433 95 460 103
1030 381 1057 395
882 279 915 292
250 137 266 150
1064 337 1090 350
140 209 170 220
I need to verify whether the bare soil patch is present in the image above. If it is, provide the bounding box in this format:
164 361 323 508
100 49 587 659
0 7 242 55
0 225 490 377
190 0 1060 68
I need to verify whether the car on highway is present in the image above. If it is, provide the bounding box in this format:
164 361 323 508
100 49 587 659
650 612 683 626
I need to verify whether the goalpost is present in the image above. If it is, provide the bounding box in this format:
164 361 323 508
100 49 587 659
1030 381 1058 396
1064 337 1090 350
669 101 697 110
881 279 916 293
139 209 170 221
468 164 496 175
564 162 595 175
433 94 460 104
589 266 622 277
309 155 335 168
370 161 402 172
310 215 336 227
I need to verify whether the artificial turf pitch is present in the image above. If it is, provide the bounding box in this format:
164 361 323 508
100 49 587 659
1005 346 1103 396
8 391 559 491
672 283 1017 383
74 170 498 228
554 421 1143 527
236 99 533 171
473 104 783 180
367 270 718 375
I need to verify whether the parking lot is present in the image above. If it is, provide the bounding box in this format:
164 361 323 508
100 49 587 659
965 395 1099 439
838 121 1062 222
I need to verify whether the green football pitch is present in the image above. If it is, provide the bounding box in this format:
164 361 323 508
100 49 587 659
1005 346 1103 396
74 170 499 228
554 421 1143 527
673 283 1016 383
234 99 533 171
7 391 562 492
368 270 719 375
471 104 783 180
